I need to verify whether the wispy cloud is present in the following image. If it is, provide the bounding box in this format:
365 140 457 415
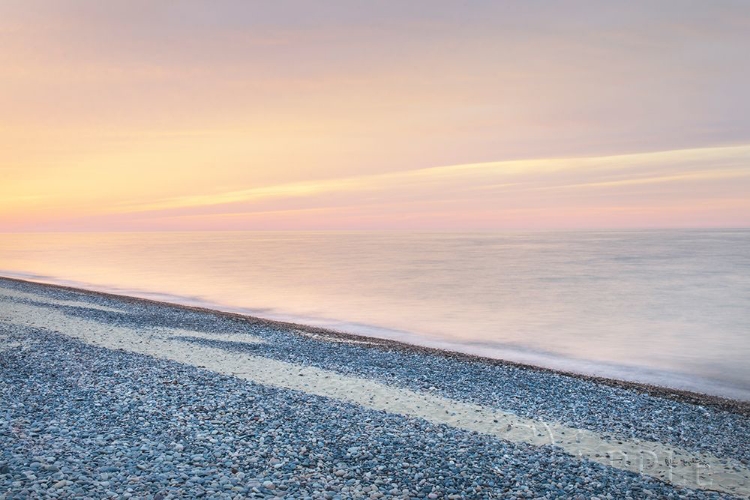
114 144 750 220
2 2 750 230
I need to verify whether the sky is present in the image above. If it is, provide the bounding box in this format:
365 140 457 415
2 1 749 231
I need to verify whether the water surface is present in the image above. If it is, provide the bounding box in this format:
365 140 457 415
1 230 748 399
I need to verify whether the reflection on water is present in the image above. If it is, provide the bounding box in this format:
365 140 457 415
1 230 748 399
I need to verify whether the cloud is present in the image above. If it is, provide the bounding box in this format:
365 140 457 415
2 1 750 230
101 144 750 229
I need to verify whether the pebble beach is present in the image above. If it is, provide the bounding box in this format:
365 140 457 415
1 276 749 499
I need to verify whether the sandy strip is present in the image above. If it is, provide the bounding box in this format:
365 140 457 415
144 328 266 345
0 288 266 346
294 329 381 346
0 287 126 314
0 298 747 497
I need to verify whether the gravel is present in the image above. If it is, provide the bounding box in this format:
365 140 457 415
0 277 747 498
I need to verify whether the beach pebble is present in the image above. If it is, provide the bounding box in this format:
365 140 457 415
0 278 746 500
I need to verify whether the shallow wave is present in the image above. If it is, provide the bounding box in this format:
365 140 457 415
2 269 748 401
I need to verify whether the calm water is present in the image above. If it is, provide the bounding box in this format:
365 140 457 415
1 230 748 400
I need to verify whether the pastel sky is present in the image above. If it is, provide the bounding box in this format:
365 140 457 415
2 1 749 231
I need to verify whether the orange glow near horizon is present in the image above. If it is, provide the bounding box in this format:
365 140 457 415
2 2 750 231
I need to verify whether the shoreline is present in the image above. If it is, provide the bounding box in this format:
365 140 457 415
2 274 748 416
2 275 750 498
